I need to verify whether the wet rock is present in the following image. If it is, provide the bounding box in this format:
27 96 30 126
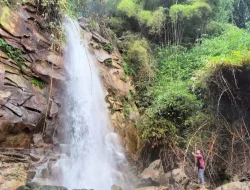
29 153 40 162
111 184 123 190
137 178 160 188
16 183 68 190
133 186 169 190
26 170 36 182
26 182 40 188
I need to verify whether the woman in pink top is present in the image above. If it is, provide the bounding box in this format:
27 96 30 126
192 150 205 184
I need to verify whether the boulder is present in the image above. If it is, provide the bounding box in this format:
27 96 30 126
139 160 165 185
111 185 123 190
214 181 250 190
16 182 68 190
137 178 160 188
163 168 190 187
133 186 169 190
94 48 112 63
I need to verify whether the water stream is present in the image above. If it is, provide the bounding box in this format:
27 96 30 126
56 18 130 190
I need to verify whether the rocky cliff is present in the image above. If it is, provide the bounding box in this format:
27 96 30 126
0 3 140 189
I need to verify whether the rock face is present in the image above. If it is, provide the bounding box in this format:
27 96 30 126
0 3 64 189
0 4 64 150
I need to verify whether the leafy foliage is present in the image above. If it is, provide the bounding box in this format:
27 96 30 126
0 38 24 67
31 78 46 89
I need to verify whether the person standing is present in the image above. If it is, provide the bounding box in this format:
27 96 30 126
192 150 205 185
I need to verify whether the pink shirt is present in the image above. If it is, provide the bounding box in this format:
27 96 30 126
197 153 205 169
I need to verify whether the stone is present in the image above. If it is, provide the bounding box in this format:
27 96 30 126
92 31 110 44
46 52 63 68
32 61 65 81
9 122 29 134
26 170 36 182
4 102 22 117
21 37 36 52
5 73 31 90
4 86 33 106
33 134 43 147
29 153 41 162
49 101 58 118
39 185 68 190
139 160 165 184
0 90 11 105
23 93 47 113
20 107 42 130
214 181 249 190
133 186 168 190
16 186 30 190
164 168 190 187
94 48 112 63
137 178 160 188
111 185 123 190
0 6 30 37
26 182 40 188
0 67 5 89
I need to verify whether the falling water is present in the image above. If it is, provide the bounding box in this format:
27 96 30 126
57 18 130 190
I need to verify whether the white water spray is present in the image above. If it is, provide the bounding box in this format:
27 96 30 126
57 18 130 190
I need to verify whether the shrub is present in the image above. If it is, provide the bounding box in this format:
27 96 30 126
31 78 46 89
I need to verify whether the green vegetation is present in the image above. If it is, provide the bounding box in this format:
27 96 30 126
31 78 46 89
104 58 113 67
0 38 24 68
103 43 113 54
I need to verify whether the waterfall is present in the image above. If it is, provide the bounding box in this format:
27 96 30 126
57 18 130 190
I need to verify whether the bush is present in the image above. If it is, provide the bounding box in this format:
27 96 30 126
121 37 154 83
31 78 46 89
